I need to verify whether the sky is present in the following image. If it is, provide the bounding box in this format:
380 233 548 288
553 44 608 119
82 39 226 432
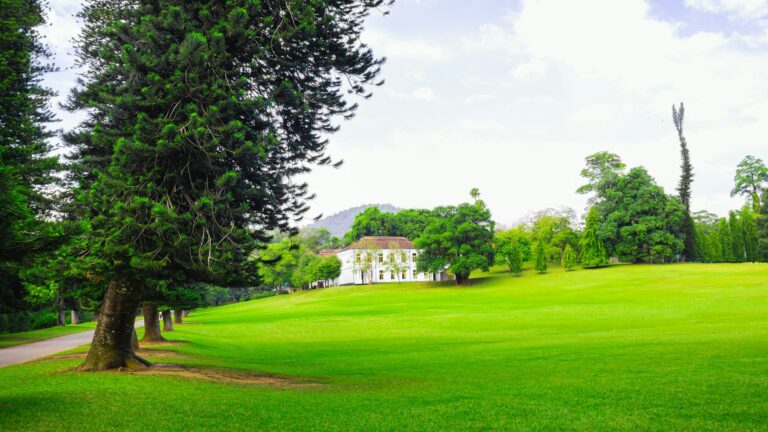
40 0 768 226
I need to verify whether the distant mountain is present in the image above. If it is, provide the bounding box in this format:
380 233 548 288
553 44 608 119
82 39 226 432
307 204 401 238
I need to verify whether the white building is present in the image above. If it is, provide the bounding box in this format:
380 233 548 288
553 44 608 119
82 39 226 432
321 236 449 285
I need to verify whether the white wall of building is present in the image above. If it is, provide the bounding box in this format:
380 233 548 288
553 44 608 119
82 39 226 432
336 248 443 285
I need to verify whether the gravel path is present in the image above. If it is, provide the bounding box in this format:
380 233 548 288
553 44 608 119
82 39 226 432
0 321 144 368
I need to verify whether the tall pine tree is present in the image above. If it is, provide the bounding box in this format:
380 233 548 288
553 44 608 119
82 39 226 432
672 103 695 261
67 0 390 370
0 0 60 315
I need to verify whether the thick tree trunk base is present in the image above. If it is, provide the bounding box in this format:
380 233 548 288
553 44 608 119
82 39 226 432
70 310 80 325
78 350 151 371
455 274 471 285
79 278 151 371
141 303 166 343
162 310 174 332
182 310 189 318
173 309 184 324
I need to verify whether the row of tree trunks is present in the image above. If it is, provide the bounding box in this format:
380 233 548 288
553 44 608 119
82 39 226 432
141 303 166 343
56 294 66 326
162 310 174 332
131 328 139 351
173 309 183 324
79 279 150 371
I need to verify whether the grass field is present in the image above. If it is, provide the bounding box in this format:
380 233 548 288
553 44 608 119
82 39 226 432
1 263 767 431
0 322 96 348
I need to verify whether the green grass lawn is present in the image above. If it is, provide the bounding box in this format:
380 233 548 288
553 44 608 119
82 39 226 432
0 322 97 348
1 263 767 431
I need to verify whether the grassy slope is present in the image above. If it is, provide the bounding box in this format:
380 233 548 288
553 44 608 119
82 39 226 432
1 264 767 431
0 322 97 348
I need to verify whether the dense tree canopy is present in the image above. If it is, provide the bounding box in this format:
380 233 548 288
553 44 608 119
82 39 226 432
597 167 685 263
576 151 625 204
415 194 494 285
524 208 580 262
731 155 768 211
494 229 529 275
343 207 434 244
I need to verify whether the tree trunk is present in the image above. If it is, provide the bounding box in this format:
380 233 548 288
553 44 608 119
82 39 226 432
56 294 66 326
141 303 165 343
78 278 150 371
182 310 190 318
70 310 80 325
131 327 139 351
162 310 174 331
455 273 470 285
174 309 183 324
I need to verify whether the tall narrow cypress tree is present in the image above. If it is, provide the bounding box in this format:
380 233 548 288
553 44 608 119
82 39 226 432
741 207 759 263
562 244 576 271
673 103 696 261
67 0 390 370
729 211 745 262
534 241 548 274
758 190 768 261
718 218 735 263
580 207 608 268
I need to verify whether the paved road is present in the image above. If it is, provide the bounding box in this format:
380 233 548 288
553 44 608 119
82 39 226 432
0 321 144 368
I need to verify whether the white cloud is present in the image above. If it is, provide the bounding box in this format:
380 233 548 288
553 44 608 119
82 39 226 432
684 0 768 20
510 59 547 80
463 94 496 104
38 0 768 225
387 86 438 101
364 30 451 62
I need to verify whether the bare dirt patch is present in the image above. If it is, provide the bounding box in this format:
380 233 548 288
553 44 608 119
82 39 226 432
137 340 187 347
135 348 186 359
44 353 86 361
124 363 321 388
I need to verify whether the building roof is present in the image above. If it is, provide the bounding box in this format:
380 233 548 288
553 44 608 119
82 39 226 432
318 248 342 256
345 236 414 250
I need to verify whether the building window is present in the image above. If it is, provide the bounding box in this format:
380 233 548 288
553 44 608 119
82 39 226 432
400 252 407 262
355 253 361 264
401 270 407 280
390 271 395 280
378 252 384 263
412 252 418 262
413 269 417 279
389 252 394 263
379 270 384 280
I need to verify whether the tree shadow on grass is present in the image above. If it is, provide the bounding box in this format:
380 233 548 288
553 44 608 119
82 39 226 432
0 395 72 430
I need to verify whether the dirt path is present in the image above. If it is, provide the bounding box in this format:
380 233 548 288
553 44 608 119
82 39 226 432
0 321 144 368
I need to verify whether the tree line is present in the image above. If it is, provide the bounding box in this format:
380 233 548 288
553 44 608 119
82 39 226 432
331 148 768 285
0 0 391 370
